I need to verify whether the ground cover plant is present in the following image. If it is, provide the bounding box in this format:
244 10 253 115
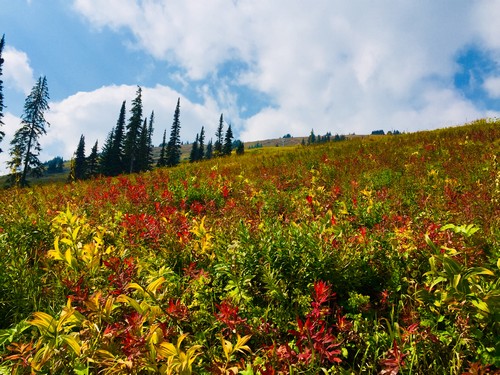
0 119 498 374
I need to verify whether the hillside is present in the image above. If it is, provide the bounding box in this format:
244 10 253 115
0 119 498 374
0 135 310 186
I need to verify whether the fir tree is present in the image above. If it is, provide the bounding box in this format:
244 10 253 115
214 114 224 157
123 87 143 173
137 112 155 172
7 76 50 187
146 111 155 169
236 140 244 155
0 34 5 153
198 126 205 161
205 139 213 160
189 133 199 163
136 117 147 171
165 98 181 167
72 134 87 181
223 123 233 156
110 101 126 175
157 129 167 167
308 129 316 145
87 140 99 178
99 128 115 176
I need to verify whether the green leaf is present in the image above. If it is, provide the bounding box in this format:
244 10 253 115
471 299 490 314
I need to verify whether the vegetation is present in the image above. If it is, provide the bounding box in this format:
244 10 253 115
0 119 498 374
6 76 50 187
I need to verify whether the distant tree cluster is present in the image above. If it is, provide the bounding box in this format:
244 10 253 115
45 156 64 174
189 113 243 163
303 129 346 146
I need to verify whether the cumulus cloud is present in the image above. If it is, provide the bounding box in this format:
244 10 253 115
483 76 500 98
3 46 35 95
69 0 500 142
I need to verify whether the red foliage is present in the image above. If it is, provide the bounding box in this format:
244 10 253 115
103 257 136 296
215 300 249 336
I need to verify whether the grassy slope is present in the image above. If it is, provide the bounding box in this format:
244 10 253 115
0 119 498 373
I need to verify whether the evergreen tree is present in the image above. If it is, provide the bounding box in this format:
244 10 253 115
308 129 316 145
146 111 155 169
136 112 155 172
223 123 233 156
7 76 50 187
197 126 205 161
0 34 5 153
205 139 213 160
123 87 143 173
157 129 167 167
46 156 64 174
72 134 87 180
236 140 245 155
99 128 115 176
189 133 199 163
214 114 224 157
165 98 181 167
87 140 99 178
109 101 126 175
136 117 147 171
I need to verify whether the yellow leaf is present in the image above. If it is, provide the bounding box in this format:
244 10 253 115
157 342 178 358
127 282 145 294
64 249 73 267
29 312 57 336
117 295 144 314
59 334 81 356
146 277 166 294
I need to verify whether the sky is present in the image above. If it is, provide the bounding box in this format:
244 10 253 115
1 0 500 172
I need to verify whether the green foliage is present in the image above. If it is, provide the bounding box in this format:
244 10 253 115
165 98 182 168
0 120 499 373
7 76 50 187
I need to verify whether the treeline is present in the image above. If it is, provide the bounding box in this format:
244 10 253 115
303 130 346 145
68 91 245 182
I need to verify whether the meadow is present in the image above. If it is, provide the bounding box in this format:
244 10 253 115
0 119 498 374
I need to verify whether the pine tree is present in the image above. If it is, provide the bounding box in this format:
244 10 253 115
123 87 143 173
7 76 50 187
146 111 155 169
308 129 316 145
136 117 149 172
157 129 167 167
0 34 5 153
189 133 199 163
236 140 244 155
110 101 126 175
214 114 224 157
165 98 181 167
99 128 115 176
205 139 213 160
72 134 87 180
87 140 99 178
223 123 233 156
198 126 205 161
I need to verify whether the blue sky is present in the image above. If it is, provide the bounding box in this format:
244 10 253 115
1 0 500 170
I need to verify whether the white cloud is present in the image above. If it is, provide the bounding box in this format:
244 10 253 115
58 1 500 142
484 76 500 98
3 47 35 95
